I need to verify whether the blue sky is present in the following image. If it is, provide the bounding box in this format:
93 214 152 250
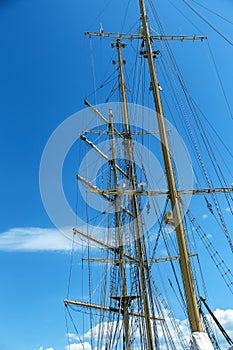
0 1 232 349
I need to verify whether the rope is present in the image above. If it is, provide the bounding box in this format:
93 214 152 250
188 210 233 294
65 305 72 350
88 0 114 29
166 0 204 34
182 0 233 46
205 41 233 120
152 4 233 252
191 0 233 26
89 37 97 104
66 232 76 299
65 304 85 349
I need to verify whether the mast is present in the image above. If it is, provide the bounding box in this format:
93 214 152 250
138 0 202 333
115 40 129 134
108 108 132 350
114 38 157 350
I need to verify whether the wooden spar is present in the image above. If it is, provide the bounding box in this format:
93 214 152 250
86 187 233 196
84 99 123 138
64 299 163 320
73 227 139 263
76 174 135 218
82 253 197 264
80 134 128 178
85 31 207 41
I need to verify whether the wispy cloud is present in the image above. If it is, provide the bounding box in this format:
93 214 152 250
226 206 233 213
202 214 208 220
0 227 74 251
0 225 125 252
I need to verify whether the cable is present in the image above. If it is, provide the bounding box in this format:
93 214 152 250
88 0 114 29
191 0 233 26
166 0 204 35
150 2 233 252
65 304 85 349
66 232 76 299
188 210 233 294
89 37 97 104
182 0 233 46
205 41 233 120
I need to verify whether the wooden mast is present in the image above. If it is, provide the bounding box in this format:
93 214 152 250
138 0 202 333
108 108 132 350
114 38 156 350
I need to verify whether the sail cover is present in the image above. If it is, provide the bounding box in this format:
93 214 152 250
191 332 215 350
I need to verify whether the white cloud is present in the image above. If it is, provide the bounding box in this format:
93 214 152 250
67 333 80 342
214 308 233 338
66 309 233 350
226 206 233 213
66 322 123 350
46 348 55 350
65 342 91 350
65 343 106 350
0 227 74 251
83 321 121 339
202 214 208 220
0 225 118 252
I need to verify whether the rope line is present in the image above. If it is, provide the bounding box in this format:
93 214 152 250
191 0 233 26
182 0 233 46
